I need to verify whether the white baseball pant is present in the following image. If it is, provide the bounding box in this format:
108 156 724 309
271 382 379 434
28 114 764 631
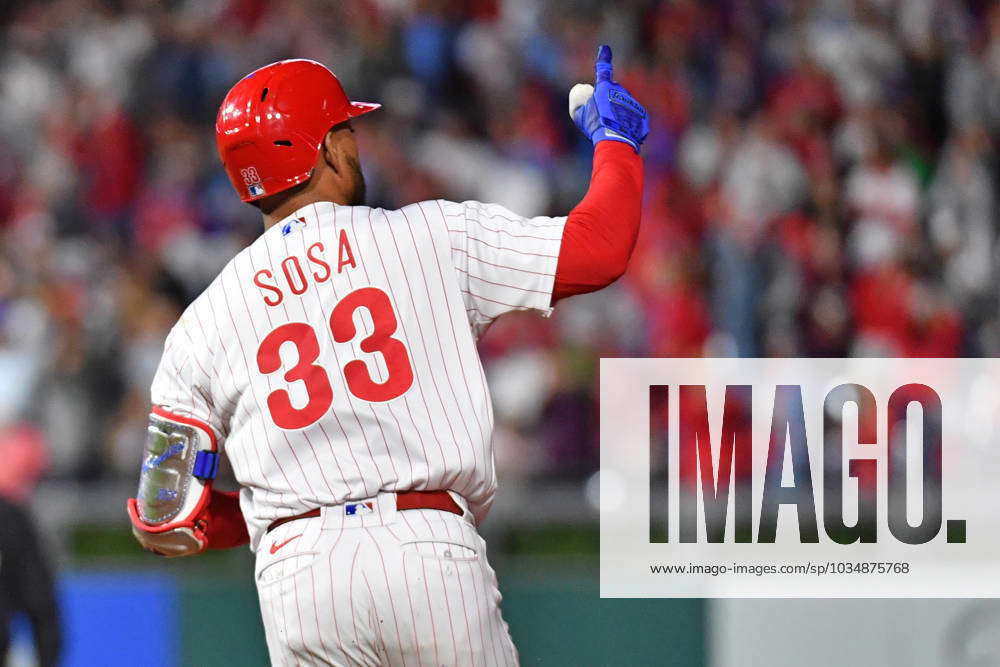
254 492 519 666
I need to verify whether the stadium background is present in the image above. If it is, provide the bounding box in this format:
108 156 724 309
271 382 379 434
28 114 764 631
1 0 999 664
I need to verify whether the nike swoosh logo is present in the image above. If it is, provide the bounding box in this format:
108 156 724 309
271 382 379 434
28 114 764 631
269 534 303 555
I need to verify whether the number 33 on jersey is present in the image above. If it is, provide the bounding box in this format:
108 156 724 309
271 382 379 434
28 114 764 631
257 287 414 429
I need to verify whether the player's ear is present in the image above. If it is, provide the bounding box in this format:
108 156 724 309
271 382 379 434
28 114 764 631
321 122 354 176
321 128 343 176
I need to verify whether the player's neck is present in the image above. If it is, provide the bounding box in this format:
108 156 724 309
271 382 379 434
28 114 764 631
259 188 350 231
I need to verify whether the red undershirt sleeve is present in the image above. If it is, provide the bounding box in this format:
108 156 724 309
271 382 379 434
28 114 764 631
203 489 250 550
551 140 644 304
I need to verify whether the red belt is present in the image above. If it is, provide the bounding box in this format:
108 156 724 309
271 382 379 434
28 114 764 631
266 490 462 534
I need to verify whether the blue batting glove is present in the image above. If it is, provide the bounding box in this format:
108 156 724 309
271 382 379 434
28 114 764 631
569 45 649 152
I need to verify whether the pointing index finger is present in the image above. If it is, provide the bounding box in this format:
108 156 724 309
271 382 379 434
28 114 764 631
595 44 613 83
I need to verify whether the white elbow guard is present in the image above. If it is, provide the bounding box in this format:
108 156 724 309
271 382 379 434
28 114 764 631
128 407 219 532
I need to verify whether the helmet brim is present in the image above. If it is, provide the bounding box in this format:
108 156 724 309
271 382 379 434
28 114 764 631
349 101 381 117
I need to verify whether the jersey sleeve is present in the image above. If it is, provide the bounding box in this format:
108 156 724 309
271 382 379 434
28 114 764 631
149 313 224 443
441 199 566 336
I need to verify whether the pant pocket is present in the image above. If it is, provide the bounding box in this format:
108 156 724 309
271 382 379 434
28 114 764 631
255 519 323 588
256 551 320 587
399 539 479 561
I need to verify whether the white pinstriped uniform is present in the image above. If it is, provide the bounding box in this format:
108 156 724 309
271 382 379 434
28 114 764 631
149 200 565 666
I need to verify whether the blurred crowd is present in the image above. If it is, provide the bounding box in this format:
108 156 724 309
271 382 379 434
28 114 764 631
0 0 998 484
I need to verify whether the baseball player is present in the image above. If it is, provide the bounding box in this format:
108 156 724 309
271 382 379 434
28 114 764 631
127 45 646 666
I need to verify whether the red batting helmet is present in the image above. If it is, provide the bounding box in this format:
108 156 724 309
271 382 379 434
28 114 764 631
215 59 380 203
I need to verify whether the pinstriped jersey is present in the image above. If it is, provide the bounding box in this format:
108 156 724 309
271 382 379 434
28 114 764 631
149 200 565 549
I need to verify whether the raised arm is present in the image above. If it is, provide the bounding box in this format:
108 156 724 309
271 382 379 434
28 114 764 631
553 45 647 304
